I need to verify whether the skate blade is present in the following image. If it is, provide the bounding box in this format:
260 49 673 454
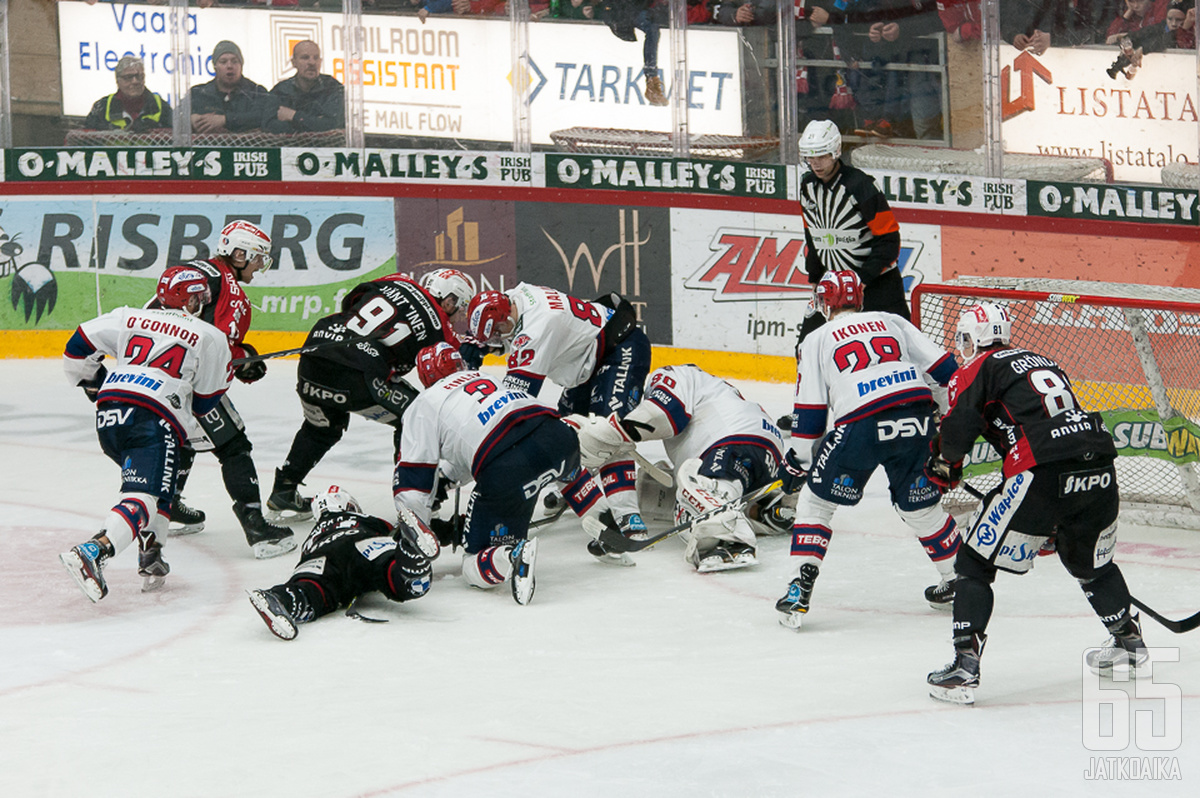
60 551 104 603
252 536 298 560
697 558 757 573
927 600 953 612
141 574 167 593
247 591 298 640
777 610 805 631
264 507 313 524
167 522 204 537
592 551 636 567
1091 659 1151 679
928 684 976 705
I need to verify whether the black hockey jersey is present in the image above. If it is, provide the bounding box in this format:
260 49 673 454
303 275 455 376
798 162 900 286
940 347 1116 478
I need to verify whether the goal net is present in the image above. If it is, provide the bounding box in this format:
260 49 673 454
850 143 1114 183
913 277 1200 529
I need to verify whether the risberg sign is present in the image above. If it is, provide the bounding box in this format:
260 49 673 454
7 148 280 181
546 154 786 199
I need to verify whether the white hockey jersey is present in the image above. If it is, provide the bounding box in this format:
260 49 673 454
792 310 957 444
503 282 613 396
393 370 556 520
63 306 232 439
630 365 784 465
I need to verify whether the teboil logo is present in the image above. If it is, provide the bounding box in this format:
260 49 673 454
683 227 809 302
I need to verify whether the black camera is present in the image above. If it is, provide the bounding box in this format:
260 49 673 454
1106 53 1132 80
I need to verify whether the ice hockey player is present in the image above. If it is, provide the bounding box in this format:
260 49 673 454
775 270 960 629
60 266 233 601
266 269 468 521
465 283 651 555
571 364 786 572
247 485 437 640
151 220 296 558
926 303 1140 705
392 342 584 605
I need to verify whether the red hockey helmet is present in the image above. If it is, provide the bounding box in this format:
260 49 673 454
415 342 466 388
466 290 513 345
156 266 212 314
815 270 864 316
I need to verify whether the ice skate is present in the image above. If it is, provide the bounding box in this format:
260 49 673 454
1086 614 1149 677
693 540 757 573
509 537 539 606
618 512 649 541
234 502 297 559
168 498 205 536
137 538 170 593
266 472 314 523
582 513 636 566
247 589 298 640
775 563 819 629
60 539 111 603
928 633 986 705
924 576 955 610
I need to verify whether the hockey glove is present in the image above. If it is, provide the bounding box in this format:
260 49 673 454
568 413 636 471
234 343 268 384
780 449 809 494
924 435 963 491
458 340 488 370
429 514 466 551
78 364 108 402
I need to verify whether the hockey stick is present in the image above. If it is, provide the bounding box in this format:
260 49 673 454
345 595 389 624
957 482 1199 632
530 489 569 529
596 479 783 554
230 334 374 367
631 449 673 488
1130 597 1200 634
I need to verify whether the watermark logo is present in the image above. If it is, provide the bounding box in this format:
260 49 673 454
1082 647 1182 781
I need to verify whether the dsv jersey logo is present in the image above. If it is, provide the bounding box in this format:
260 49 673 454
684 227 809 302
97 407 134 428
877 416 930 441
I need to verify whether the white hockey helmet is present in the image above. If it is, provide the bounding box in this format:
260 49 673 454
956 302 1012 360
216 220 273 269
798 119 842 161
312 485 363 518
419 268 476 315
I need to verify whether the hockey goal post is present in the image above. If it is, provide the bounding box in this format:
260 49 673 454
912 278 1200 529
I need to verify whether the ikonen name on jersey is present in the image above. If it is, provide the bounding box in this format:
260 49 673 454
831 320 887 342
856 366 918 396
126 315 200 347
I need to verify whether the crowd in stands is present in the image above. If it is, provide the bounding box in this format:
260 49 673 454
77 0 1198 145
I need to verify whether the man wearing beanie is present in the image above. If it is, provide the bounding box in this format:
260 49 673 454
190 40 282 134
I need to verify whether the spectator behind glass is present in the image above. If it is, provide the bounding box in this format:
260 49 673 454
831 0 944 140
596 0 669 105
1001 0 1054 53
1106 0 1157 42
190 40 282 134
83 55 173 132
937 0 980 42
270 41 346 131
712 0 776 26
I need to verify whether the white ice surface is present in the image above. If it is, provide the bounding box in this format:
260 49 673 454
1 359 1197 798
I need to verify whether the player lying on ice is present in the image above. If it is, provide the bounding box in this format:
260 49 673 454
569 363 791 572
60 267 232 601
247 485 438 640
774 269 961 629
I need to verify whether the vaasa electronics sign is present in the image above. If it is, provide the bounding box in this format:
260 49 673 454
6 149 281 181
